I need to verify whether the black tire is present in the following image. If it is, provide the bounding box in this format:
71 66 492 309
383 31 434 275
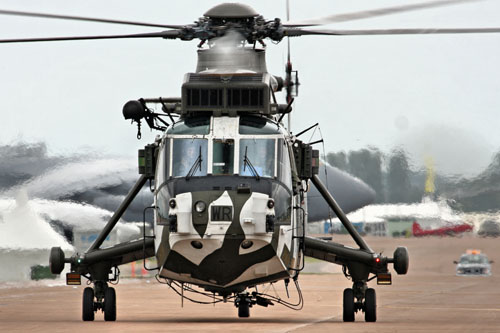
104 287 116 321
49 247 65 275
394 246 409 275
343 288 355 322
82 287 95 321
238 301 250 318
364 288 376 322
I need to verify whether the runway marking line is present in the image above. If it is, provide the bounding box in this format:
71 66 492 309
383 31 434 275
384 305 500 312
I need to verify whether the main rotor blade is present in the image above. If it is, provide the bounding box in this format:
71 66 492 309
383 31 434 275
283 0 481 27
0 30 180 44
0 9 184 29
285 27 500 37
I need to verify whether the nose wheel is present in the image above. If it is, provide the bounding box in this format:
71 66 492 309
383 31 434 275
238 301 250 318
235 293 253 318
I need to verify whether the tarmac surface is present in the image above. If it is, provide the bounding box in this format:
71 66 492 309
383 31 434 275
1 235 499 332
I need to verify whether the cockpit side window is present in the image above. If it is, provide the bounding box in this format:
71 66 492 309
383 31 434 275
171 138 208 177
239 139 275 178
155 141 166 188
213 139 234 175
278 139 293 189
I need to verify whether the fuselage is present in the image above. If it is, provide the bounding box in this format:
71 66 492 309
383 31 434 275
153 115 303 294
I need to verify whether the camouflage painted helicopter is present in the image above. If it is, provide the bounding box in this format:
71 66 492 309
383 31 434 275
3 0 498 323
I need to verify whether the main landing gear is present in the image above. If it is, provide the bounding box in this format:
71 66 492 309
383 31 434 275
343 282 376 322
82 287 94 321
82 281 117 321
342 247 409 322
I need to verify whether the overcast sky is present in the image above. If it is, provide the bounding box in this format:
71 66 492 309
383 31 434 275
0 0 499 177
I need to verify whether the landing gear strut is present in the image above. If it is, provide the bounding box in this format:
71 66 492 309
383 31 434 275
49 176 150 322
233 292 274 318
235 294 251 318
342 281 377 322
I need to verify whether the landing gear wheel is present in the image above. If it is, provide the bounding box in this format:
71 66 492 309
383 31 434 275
49 247 65 275
343 288 355 322
394 246 409 275
364 288 376 322
238 301 250 318
104 287 116 321
82 287 95 321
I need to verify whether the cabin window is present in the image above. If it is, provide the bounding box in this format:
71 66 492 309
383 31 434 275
212 139 234 175
171 138 208 177
239 139 275 178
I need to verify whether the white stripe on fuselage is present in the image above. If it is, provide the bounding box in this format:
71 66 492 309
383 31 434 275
239 192 273 254
167 191 233 266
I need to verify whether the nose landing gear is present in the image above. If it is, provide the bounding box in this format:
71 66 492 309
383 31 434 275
235 294 252 318
234 292 275 318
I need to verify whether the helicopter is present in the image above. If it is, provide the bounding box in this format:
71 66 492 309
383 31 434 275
2 0 499 324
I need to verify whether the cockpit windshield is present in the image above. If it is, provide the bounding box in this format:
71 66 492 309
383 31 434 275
213 139 234 175
166 116 281 180
172 139 208 177
239 139 275 178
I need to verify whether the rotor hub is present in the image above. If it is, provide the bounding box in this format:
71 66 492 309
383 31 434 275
204 3 259 19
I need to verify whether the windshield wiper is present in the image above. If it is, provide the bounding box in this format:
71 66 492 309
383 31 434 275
186 146 202 180
243 146 260 180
